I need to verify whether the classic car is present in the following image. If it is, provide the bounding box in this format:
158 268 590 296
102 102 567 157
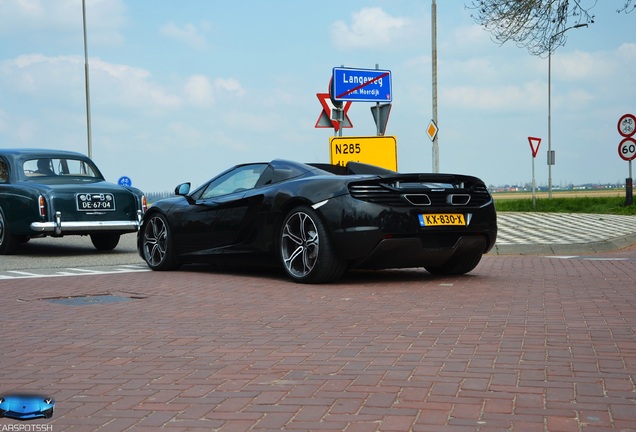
0 148 147 254
138 159 497 283
0 394 54 420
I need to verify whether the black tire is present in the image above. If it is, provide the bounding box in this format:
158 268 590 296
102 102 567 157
279 206 346 284
424 251 483 276
0 206 19 255
141 213 178 271
90 233 121 251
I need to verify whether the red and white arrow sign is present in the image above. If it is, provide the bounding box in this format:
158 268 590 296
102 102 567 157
528 136 542 158
315 93 352 131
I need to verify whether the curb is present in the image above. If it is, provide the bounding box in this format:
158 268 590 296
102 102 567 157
488 232 636 255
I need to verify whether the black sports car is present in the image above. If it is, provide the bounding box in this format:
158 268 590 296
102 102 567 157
138 160 497 283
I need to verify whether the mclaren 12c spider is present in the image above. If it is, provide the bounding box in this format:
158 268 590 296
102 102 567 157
138 160 497 283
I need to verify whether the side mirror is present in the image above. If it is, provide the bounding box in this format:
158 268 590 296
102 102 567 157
175 182 191 196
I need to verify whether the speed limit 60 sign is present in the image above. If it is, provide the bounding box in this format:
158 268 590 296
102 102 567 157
619 138 636 161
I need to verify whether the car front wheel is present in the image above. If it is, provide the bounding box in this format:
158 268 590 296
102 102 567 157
141 213 178 271
0 206 19 255
279 206 346 284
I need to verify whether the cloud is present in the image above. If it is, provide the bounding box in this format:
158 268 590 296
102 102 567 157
0 0 126 46
443 81 546 111
160 22 208 49
1 54 181 111
183 76 245 107
330 7 410 50
184 75 214 107
214 78 245 97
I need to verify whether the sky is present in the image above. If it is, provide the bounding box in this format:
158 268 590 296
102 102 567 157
1 1 635 193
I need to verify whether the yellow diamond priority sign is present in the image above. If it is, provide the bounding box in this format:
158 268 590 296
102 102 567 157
426 120 438 141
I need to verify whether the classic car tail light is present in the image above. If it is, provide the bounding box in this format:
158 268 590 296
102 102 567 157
38 195 46 217
141 195 147 213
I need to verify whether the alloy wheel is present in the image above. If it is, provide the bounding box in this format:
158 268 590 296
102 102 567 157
281 211 319 279
143 215 169 267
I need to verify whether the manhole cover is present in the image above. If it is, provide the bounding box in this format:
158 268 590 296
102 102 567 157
46 295 134 306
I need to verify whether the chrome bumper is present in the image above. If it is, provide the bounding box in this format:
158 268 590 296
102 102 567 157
30 211 142 235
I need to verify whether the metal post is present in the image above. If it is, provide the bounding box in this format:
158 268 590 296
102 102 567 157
431 0 439 173
82 0 93 159
547 49 552 199
375 64 381 136
532 156 536 210
627 160 633 206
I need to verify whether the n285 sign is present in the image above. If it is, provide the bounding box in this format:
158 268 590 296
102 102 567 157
330 136 397 171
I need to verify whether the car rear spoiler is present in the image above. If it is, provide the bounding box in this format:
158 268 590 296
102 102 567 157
309 162 485 186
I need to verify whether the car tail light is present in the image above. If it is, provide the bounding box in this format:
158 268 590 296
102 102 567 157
38 195 46 217
141 195 147 213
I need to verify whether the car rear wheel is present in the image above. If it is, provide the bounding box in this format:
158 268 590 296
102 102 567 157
141 213 178 271
424 251 483 275
90 233 121 251
0 206 19 255
280 206 346 284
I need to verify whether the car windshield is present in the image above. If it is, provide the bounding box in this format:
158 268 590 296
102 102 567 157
200 164 267 199
22 157 100 179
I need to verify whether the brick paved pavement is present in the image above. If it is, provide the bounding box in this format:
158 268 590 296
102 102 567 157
1 246 635 431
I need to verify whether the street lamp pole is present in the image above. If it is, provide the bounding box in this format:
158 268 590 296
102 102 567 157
82 0 92 159
547 23 587 198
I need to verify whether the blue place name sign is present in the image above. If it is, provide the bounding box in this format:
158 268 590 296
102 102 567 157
331 67 392 103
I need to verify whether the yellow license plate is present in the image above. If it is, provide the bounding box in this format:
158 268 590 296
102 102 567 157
419 213 466 227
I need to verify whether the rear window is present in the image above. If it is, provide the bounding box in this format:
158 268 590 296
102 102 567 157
23 157 100 179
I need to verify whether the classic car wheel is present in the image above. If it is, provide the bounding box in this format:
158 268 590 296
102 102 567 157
280 206 346 284
424 251 482 275
141 213 178 270
90 233 121 251
0 207 19 255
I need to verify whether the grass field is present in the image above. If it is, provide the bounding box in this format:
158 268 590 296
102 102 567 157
493 189 624 200
492 189 636 215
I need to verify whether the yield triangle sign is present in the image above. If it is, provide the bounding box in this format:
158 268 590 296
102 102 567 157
315 93 352 131
528 136 541 158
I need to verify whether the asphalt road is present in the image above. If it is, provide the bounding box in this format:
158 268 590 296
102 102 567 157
0 232 142 272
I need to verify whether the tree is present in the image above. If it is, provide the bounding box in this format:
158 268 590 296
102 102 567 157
467 0 634 56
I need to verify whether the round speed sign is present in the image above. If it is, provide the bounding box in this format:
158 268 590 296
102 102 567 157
618 113 636 137
618 137 636 161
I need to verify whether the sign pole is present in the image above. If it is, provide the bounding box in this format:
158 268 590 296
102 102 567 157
375 64 381 136
431 0 439 173
627 162 633 206
532 156 536 210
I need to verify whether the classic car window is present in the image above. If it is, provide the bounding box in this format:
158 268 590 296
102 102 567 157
23 158 99 178
200 164 267 200
0 158 8 183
